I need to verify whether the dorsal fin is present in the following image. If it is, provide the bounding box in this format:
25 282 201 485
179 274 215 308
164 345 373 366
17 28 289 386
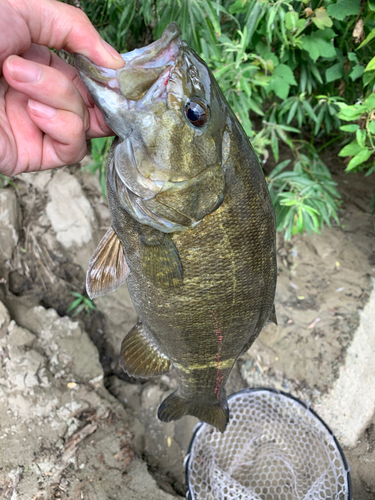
86 227 129 299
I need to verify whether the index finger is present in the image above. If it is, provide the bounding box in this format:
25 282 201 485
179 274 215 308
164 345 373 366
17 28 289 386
2 0 124 69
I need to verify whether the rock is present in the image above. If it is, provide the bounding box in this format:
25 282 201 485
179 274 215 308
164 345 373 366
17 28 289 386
315 278 375 448
19 170 52 191
46 170 95 249
0 301 10 338
94 283 138 356
46 170 98 269
14 305 103 383
7 321 36 347
0 299 178 499
0 188 20 264
109 376 197 491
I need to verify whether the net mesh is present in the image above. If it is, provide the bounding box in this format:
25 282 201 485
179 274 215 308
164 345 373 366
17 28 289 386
186 389 350 500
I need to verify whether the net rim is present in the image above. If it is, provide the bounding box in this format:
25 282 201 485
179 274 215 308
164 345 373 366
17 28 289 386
184 387 352 500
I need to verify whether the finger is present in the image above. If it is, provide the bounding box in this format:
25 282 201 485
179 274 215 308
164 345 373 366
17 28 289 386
0 1 31 67
6 0 124 69
19 44 113 134
3 55 89 129
5 86 44 173
27 101 88 169
21 44 78 81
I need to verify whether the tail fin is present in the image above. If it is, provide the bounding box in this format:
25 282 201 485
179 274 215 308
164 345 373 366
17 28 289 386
157 390 229 433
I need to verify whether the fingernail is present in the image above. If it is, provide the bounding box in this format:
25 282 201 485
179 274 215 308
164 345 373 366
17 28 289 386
28 100 56 119
101 40 124 66
7 56 41 83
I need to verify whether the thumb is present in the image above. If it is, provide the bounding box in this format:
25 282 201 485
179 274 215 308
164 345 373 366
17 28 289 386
4 0 124 69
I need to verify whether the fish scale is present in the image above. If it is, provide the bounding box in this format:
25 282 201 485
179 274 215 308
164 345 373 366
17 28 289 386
76 23 277 432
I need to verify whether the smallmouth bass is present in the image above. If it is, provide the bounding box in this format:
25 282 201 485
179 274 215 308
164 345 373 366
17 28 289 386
76 23 277 432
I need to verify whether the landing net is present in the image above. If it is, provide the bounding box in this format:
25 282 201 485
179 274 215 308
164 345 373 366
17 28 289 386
185 389 351 500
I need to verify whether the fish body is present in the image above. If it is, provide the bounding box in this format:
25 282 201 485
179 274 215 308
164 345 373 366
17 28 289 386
76 24 277 432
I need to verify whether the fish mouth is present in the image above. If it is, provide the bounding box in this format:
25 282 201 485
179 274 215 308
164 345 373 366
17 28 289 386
75 23 181 106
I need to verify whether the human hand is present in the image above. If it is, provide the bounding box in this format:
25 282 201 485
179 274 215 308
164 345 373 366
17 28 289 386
0 0 125 177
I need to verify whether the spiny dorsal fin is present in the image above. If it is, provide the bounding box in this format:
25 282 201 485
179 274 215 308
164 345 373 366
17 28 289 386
86 227 129 299
140 232 183 289
120 322 171 378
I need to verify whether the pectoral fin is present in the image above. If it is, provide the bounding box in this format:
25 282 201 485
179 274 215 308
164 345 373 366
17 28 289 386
120 322 171 378
86 227 129 299
140 231 183 288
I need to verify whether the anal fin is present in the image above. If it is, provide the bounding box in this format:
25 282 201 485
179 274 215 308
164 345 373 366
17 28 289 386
86 227 129 299
120 322 171 378
140 232 183 289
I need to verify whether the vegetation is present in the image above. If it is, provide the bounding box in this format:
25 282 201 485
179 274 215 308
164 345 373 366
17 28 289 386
0 174 17 189
67 291 97 316
82 136 112 198
80 0 375 238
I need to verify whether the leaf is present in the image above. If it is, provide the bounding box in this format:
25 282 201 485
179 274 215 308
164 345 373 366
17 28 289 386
228 0 246 15
327 0 360 20
356 129 366 147
349 65 364 81
338 140 363 157
301 32 336 62
348 52 358 62
270 131 279 162
358 27 375 49
302 100 317 122
340 124 359 132
364 93 375 109
201 0 221 37
365 56 375 73
263 52 279 66
67 298 83 313
268 160 292 180
287 100 299 124
369 121 375 134
314 106 325 135
363 71 375 87
310 64 323 84
267 76 290 100
72 303 85 317
325 62 344 83
273 64 297 85
337 104 364 121
346 148 373 170
312 8 333 29
285 10 299 31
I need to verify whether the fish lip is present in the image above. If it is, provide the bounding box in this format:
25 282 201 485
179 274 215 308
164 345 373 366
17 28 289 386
75 23 182 102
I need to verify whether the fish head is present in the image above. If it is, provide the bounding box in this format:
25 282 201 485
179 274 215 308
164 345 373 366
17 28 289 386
76 24 230 230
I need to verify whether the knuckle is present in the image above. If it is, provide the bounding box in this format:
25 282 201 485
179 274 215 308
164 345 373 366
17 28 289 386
69 114 85 141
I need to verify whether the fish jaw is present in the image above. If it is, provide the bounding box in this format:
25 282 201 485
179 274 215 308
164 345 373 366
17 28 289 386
75 23 181 140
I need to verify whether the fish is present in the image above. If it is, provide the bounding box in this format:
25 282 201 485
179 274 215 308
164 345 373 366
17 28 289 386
75 23 277 433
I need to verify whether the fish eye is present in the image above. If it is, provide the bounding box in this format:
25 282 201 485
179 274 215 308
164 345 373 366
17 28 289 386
185 99 210 127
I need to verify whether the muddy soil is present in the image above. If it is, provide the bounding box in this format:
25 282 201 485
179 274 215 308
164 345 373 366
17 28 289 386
0 156 374 499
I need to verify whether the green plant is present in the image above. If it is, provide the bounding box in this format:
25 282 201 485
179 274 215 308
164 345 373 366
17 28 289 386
82 137 112 197
0 174 17 189
67 292 96 316
337 94 375 174
268 150 340 240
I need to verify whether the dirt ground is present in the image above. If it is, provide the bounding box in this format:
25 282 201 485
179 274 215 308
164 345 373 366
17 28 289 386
0 153 374 499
